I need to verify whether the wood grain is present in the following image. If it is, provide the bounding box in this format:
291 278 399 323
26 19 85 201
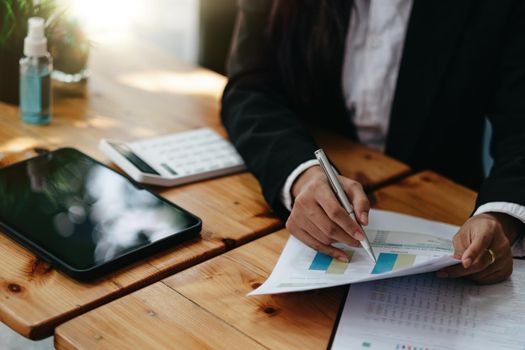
0 38 410 340
0 105 48 157
313 130 410 189
372 170 477 226
56 230 347 350
0 153 279 341
55 171 477 350
54 283 266 350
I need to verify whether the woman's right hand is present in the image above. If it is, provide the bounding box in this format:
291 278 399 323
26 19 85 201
286 166 370 262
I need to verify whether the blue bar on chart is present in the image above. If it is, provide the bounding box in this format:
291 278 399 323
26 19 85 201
309 252 332 270
371 252 416 274
309 251 354 274
372 253 397 274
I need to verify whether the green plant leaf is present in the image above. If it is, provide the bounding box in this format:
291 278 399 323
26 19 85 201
0 1 16 46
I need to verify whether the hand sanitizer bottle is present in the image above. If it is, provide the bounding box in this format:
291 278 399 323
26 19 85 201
20 17 52 125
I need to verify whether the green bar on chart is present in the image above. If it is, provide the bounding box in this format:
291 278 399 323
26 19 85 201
392 253 416 270
327 250 354 274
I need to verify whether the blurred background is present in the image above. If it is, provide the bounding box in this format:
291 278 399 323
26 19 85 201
62 0 236 73
0 0 237 105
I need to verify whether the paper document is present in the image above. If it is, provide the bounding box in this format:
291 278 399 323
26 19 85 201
331 259 525 350
250 210 461 295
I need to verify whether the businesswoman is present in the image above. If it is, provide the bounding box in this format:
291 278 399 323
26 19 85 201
221 0 525 284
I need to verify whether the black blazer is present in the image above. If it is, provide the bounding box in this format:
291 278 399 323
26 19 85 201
221 0 525 220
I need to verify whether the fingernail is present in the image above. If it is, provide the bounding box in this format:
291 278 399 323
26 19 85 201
437 271 448 278
355 230 365 240
360 212 368 226
337 255 349 263
463 258 472 268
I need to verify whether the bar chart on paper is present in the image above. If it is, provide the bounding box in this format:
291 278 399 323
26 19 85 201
371 253 416 274
249 210 462 295
309 251 354 274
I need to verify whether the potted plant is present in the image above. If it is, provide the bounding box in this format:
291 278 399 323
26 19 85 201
49 17 90 83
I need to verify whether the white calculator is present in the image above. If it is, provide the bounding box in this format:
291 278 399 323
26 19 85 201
99 128 246 186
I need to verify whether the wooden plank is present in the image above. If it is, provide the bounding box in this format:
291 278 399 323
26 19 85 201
372 170 476 226
0 104 47 157
55 171 477 349
314 130 410 188
0 146 42 168
54 283 266 350
56 231 346 350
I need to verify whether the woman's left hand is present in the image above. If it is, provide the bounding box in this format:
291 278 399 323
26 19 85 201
437 212 522 284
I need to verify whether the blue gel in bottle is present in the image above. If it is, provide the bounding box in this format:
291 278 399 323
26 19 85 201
20 17 52 125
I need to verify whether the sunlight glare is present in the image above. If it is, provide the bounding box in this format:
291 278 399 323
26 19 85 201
118 70 227 97
0 137 40 152
64 0 147 42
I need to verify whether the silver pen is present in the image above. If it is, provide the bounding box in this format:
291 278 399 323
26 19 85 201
314 149 377 263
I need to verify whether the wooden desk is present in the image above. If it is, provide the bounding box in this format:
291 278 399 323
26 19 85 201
0 39 409 339
54 171 477 349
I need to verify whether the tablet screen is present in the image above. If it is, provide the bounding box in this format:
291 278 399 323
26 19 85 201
0 148 199 270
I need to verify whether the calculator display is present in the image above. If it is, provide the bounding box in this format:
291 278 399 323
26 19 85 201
108 141 160 175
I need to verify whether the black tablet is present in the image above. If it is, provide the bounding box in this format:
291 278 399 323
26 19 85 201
0 148 201 281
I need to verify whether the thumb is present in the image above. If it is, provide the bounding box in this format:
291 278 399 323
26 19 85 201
461 229 493 268
452 228 470 260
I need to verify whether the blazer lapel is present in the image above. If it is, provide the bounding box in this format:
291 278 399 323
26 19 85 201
385 0 474 163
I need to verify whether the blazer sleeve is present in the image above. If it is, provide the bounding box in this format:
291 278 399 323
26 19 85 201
476 1 525 217
221 0 319 219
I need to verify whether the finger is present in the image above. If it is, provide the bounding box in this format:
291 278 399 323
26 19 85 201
438 249 493 278
469 256 513 283
467 259 501 281
461 229 494 268
341 179 370 226
470 247 494 269
473 264 512 285
292 197 347 245
293 208 335 245
306 203 361 247
437 263 466 278
286 215 348 260
292 226 350 262
316 189 365 241
452 231 470 259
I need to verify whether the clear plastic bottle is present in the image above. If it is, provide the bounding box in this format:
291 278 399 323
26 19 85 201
20 17 52 125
